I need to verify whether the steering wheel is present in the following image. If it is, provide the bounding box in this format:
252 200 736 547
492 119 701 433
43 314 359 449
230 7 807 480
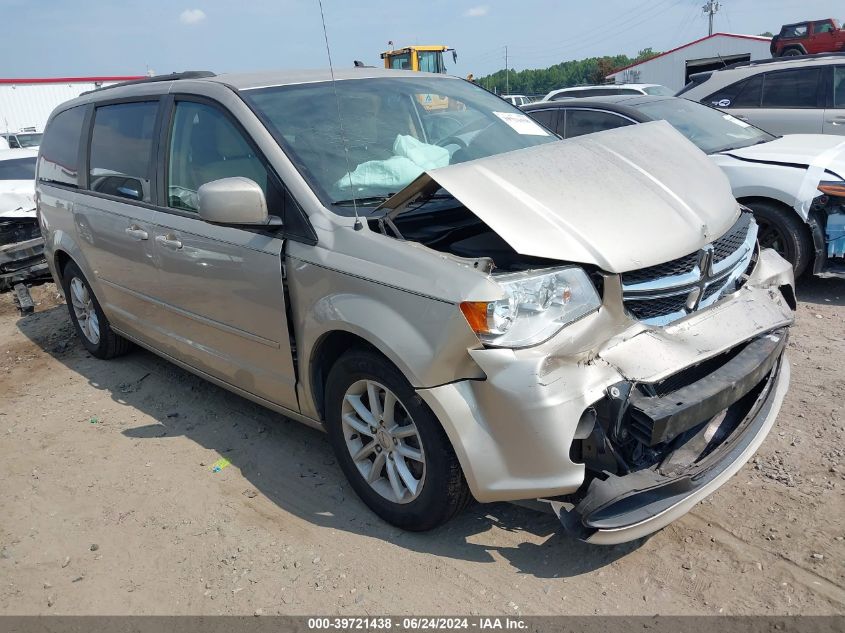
436 135 468 150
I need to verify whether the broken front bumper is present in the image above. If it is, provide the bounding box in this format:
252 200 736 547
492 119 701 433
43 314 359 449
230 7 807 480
0 216 49 292
417 248 794 542
556 334 789 544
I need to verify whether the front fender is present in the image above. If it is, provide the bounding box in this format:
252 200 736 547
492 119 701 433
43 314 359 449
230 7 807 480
287 256 485 421
710 155 809 220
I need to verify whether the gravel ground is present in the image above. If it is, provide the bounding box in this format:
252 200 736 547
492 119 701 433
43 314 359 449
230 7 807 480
0 279 843 616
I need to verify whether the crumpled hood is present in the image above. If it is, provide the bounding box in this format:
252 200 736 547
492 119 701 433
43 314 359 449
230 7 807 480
0 181 36 219
389 121 739 273
724 135 845 178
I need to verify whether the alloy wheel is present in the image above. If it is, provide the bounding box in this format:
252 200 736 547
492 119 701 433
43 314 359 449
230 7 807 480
341 379 426 504
69 277 100 345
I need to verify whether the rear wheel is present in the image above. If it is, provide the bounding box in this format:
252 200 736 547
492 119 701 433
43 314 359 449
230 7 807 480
746 200 813 277
61 261 132 359
324 349 471 531
780 47 803 57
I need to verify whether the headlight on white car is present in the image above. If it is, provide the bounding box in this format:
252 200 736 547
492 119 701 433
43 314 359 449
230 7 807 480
460 267 601 348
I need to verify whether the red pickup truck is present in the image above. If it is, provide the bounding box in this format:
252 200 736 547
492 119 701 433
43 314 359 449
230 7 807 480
771 18 845 56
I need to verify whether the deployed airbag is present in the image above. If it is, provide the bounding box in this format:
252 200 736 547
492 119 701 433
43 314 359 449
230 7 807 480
336 135 450 191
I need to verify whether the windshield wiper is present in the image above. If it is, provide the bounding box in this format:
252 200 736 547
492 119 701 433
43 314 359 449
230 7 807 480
331 195 396 207
715 138 772 153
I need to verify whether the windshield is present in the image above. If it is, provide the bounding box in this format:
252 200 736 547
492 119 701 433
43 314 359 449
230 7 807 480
633 98 775 153
243 77 556 215
643 85 674 96
0 156 37 180
15 133 42 148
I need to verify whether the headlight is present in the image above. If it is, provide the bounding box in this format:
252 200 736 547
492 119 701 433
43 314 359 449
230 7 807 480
460 267 601 348
818 181 845 199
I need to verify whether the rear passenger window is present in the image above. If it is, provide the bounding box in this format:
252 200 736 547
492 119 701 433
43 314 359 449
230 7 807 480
167 101 274 213
552 90 585 100
38 106 86 188
762 69 820 108
564 110 632 139
732 75 764 107
89 101 159 202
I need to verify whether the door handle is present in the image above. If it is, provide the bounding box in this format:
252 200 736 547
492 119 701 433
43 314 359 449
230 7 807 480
125 225 149 240
155 234 183 250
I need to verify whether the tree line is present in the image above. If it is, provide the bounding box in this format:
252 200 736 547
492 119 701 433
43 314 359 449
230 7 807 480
475 48 660 96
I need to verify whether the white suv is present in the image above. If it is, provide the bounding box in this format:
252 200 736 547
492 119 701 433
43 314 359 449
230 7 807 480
543 83 673 101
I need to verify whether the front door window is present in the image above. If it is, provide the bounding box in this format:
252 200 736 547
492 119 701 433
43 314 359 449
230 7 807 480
167 101 273 212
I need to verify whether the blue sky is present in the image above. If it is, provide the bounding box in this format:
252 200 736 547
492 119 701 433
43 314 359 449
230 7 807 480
0 0 841 78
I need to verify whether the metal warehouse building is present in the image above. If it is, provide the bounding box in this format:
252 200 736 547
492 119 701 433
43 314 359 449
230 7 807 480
607 33 773 93
0 76 143 134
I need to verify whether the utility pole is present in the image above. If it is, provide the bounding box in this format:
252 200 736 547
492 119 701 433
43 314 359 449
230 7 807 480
702 1 720 36
505 45 509 95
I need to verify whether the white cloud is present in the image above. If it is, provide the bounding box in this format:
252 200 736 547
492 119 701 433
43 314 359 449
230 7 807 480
179 8 206 25
464 5 489 17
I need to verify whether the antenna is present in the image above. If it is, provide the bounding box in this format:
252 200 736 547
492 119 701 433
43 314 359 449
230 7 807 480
317 0 362 230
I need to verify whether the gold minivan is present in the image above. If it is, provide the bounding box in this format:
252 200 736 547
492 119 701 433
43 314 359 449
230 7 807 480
37 69 795 543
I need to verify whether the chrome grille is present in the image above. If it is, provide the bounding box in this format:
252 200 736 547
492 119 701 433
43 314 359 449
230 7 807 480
712 212 753 263
620 252 699 286
621 211 757 326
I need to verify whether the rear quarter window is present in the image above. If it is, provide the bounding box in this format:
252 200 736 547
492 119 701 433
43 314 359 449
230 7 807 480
38 106 86 188
552 90 586 100
781 24 808 38
526 109 558 132
705 74 762 108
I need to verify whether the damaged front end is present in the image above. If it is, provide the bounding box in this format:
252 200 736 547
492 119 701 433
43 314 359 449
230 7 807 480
389 123 796 543
1 151 49 293
808 183 845 278
0 214 49 292
556 328 789 544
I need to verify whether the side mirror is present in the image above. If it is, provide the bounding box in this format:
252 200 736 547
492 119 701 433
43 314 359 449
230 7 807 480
198 177 271 225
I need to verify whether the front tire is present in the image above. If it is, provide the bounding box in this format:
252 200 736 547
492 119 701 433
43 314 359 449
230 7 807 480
780 47 803 57
324 349 471 531
61 260 132 359
746 200 813 277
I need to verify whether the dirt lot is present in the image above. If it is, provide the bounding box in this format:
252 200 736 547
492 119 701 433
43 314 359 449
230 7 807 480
0 279 843 616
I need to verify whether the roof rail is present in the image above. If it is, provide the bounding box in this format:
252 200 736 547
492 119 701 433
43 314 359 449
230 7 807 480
720 51 845 71
81 71 216 95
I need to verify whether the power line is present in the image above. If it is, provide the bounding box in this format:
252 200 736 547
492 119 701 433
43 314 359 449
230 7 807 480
702 0 720 36
505 0 678 59
495 0 685 67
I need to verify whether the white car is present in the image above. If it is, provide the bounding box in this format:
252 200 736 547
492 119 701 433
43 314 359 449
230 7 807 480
0 148 38 218
1 132 43 150
0 148 47 290
542 83 673 102
501 94 532 107
523 95 845 278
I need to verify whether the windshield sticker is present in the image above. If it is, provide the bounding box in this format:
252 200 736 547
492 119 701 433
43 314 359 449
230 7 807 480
494 111 551 136
724 114 750 128
714 99 731 107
